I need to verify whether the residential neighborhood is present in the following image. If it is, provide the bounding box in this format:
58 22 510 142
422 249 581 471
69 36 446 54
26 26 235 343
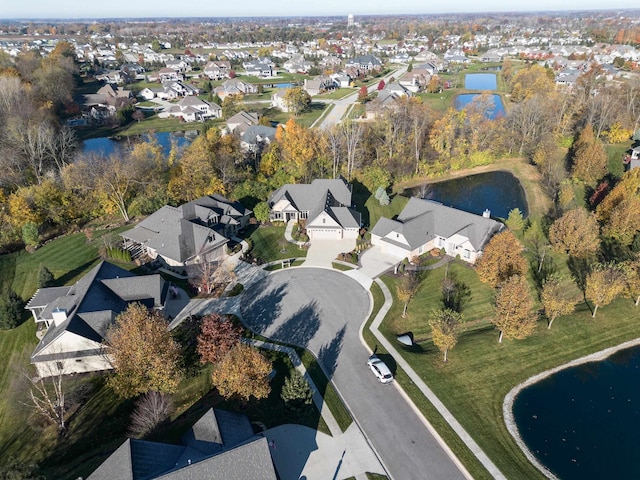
0 8 640 480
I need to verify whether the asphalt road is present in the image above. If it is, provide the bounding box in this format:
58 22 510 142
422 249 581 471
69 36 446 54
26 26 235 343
242 268 467 480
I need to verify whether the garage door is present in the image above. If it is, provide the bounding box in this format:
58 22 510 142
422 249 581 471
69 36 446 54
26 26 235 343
309 228 342 240
381 242 409 259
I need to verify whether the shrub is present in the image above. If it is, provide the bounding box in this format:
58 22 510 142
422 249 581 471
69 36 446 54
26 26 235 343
38 265 55 288
106 247 132 262
0 289 24 330
228 283 244 297
22 222 39 247
281 370 314 412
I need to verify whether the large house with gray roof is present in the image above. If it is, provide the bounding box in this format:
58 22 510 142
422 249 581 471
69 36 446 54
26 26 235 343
370 198 504 264
121 195 252 273
88 408 277 480
26 262 170 378
268 179 361 240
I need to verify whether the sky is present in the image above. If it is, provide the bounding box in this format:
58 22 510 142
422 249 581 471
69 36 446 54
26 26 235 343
1 0 639 19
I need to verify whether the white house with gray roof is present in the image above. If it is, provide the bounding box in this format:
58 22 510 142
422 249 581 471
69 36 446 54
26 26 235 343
268 179 361 240
121 195 251 272
370 198 503 263
26 262 170 378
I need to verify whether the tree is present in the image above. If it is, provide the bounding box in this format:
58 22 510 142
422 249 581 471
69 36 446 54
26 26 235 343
37 265 54 288
253 202 270 223
0 288 24 330
492 275 536 343
377 79 386 91
396 272 422 317
132 110 144 122
22 358 68 433
283 87 311 116
281 370 314 412
21 222 39 247
197 313 243 364
510 64 555 103
476 230 528 288
188 261 218 295
622 256 640 306
549 208 601 259
221 95 239 119
212 343 272 402
128 391 173 438
585 263 625 318
571 125 607 184
596 169 640 246
378 189 390 206
505 208 525 231
428 308 463 362
523 219 551 274
541 274 577 329
358 85 368 103
105 303 182 398
0 456 43 480
277 119 318 182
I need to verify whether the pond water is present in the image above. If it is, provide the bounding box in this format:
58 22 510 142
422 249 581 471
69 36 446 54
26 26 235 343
464 73 497 90
274 82 294 88
455 93 505 119
82 131 193 156
413 171 528 219
512 345 640 480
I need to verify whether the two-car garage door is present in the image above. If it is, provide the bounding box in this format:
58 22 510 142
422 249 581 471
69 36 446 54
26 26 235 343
308 228 343 240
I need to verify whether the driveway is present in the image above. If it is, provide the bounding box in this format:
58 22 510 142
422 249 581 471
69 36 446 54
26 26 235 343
358 245 404 279
304 239 356 268
242 268 467 480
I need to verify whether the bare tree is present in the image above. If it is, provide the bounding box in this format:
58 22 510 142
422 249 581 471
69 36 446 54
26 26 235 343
340 120 363 181
21 360 67 434
128 391 173 438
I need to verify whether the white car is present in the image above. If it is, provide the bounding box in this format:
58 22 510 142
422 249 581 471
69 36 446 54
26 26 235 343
367 355 394 384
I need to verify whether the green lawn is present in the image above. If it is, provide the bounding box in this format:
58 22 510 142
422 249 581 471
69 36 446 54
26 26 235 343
375 262 640 480
351 184 409 230
248 225 307 263
605 141 632 179
315 88 355 100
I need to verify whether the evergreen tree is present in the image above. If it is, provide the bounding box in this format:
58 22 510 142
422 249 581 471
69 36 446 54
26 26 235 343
0 289 24 330
38 265 54 288
281 370 314 412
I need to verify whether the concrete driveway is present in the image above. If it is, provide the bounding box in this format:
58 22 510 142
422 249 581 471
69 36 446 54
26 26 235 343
242 268 467 480
358 245 404 279
304 239 356 268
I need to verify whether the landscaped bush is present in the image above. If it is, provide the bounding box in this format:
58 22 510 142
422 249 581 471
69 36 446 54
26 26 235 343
0 288 24 329
228 283 244 297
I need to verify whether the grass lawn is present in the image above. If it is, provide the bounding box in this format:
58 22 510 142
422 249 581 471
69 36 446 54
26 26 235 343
605 141 632 179
351 182 409 230
248 225 307 263
375 262 640 480
416 88 459 113
315 88 356 100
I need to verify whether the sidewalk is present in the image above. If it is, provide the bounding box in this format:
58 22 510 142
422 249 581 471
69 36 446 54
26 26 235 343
366 278 506 480
285 219 307 247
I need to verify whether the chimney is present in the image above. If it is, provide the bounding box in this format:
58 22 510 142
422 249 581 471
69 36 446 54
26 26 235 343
482 209 491 218
51 308 67 326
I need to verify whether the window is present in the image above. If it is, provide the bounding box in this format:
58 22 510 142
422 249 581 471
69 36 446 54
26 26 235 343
464 249 470 259
322 218 325 224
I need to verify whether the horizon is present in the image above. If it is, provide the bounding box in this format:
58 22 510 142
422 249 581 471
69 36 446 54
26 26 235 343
2 1 639 22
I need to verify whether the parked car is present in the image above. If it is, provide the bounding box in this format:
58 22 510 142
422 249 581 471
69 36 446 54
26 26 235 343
367 354 393 384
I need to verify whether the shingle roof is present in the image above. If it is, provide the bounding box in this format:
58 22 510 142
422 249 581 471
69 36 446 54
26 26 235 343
371 198 503 251
29 262 167 360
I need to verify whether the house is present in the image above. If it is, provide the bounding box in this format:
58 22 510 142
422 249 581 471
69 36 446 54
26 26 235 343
398 69 431 93
167 96 221 122
83 84 133 121
365 89 402 119
120 195 252 273
244 62 273 77
271 89 290 112
370 198 504 264
345 55 383 74
226 110 259 134
204 60 232 80
303 75 337 96
214 79 258 99
268 178 361 240
158 67 181 82
26 262 169 378
624 146 640 170
88 408 277 480
240 125 277 154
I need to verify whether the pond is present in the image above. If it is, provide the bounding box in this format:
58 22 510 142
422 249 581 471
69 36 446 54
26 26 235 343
272 82 295 88
512 345 640 480
82 131 194 156
413 171 528 219
455 93 505 119
464 73 497 90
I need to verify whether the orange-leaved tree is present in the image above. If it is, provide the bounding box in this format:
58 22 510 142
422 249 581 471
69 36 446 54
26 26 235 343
549 208 600 259
492 275 536 343
197 313 243 364
476 230 528 288
211 343 272 403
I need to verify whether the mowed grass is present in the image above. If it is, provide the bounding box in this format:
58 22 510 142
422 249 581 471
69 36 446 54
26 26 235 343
352 184 409 230
248 225 307 262
377 262 640 480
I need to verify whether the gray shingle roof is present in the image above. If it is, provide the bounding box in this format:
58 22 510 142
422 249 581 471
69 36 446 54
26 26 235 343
269 178 352 213
30 262 167 360
371 198 503 251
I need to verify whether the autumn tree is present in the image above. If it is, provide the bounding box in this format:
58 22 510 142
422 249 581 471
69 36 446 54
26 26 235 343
396 271 422 317
622 256 640 306
585 263 625 318
505 208 525 231
549 208 601 258
212 343 272 402
105 303 182 398
541 274 577 329
523 219 551 275
476 230 528 288
492 275 536 343
596 168 640 246
277 119 318 182
197 313 243 364
428 308 463 362
283 87 311 116
358 85 369 103
571 125 607 184
377 79 386 91
510 64 555 103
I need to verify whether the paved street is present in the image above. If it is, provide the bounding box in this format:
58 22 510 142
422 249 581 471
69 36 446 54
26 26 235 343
242 268 467 480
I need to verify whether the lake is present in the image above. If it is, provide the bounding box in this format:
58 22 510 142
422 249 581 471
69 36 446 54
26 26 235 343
455 93 505 119
82 131 193 156
414 171 528 219
512 345 640 480
465 73 497 90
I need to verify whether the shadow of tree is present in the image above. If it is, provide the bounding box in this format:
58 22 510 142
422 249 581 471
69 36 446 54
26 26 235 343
55 258 101 286
376 353 398 376
239 279 287 337
270 300 321 349
317 325 346 380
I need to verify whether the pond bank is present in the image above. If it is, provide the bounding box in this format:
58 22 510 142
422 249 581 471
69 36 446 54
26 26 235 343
396 157 551 218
